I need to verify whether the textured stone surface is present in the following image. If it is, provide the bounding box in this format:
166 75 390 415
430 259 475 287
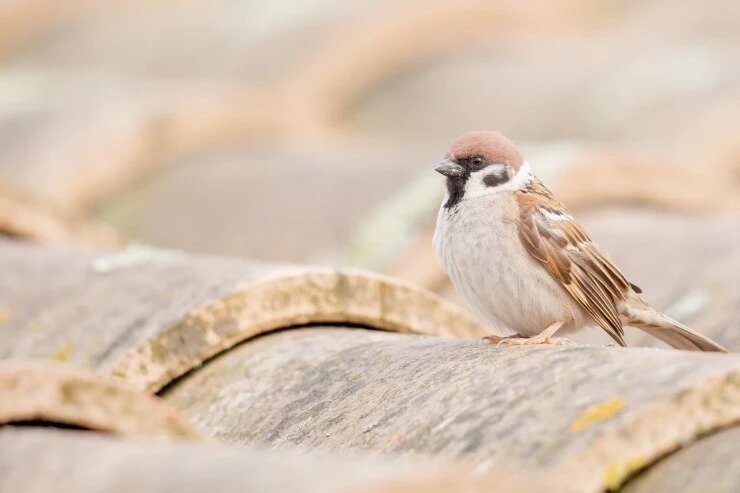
0 240 280 369
0 239 483 391
0 428 544 493
0 361 199 439
164 327 740 491
624 426 740 493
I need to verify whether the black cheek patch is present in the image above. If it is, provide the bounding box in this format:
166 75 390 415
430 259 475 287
483 169 511 187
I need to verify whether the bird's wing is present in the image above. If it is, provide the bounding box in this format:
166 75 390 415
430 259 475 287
516 180 639 346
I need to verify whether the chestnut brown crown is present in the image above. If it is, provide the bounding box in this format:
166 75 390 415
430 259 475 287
447 131 524 170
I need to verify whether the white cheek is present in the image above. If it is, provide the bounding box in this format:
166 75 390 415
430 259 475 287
463 166 503 198
464 161 533 199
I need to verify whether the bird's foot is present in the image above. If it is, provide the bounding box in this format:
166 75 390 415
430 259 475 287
482 333 526 344
483 322 570 346
495 335 571 346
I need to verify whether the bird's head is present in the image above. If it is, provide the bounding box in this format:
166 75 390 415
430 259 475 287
435 131 530 208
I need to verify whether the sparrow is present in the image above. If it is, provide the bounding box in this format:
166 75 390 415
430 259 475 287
433 131 727 352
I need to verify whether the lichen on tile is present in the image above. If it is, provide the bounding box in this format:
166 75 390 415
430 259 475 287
571 397 625 432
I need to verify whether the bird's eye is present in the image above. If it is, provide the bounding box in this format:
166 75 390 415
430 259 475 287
470 156 485 168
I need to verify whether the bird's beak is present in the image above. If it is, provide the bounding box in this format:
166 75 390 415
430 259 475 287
434 160 465 178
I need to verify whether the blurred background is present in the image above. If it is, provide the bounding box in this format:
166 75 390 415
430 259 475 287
1 0 738 347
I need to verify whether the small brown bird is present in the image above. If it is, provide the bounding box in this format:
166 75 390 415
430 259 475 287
433 130 726 352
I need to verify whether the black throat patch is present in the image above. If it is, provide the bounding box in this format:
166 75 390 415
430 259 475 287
444 175 468 209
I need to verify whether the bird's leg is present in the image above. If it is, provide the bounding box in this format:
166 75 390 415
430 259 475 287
482 333 527 344
486 322 569 346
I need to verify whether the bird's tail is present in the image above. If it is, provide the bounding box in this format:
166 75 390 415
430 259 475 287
622 305 727 352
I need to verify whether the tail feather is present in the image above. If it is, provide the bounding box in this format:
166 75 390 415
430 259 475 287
622 306 727 353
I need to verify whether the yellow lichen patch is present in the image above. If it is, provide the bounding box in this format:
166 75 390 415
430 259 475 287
604 455 647 490
0 306 12 325
54 343 76 362
571 397 625 432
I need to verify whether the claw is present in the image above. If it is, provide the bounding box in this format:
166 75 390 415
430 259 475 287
497 336 571 346
481 322 569 347
482 335 504 344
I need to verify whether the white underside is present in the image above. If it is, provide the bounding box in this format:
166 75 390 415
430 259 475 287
433 164 590 337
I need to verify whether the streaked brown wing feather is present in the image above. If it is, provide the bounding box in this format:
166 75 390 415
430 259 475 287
517 180 632 346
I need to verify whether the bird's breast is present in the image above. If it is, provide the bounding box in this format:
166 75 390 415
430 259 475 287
434 194 579 335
